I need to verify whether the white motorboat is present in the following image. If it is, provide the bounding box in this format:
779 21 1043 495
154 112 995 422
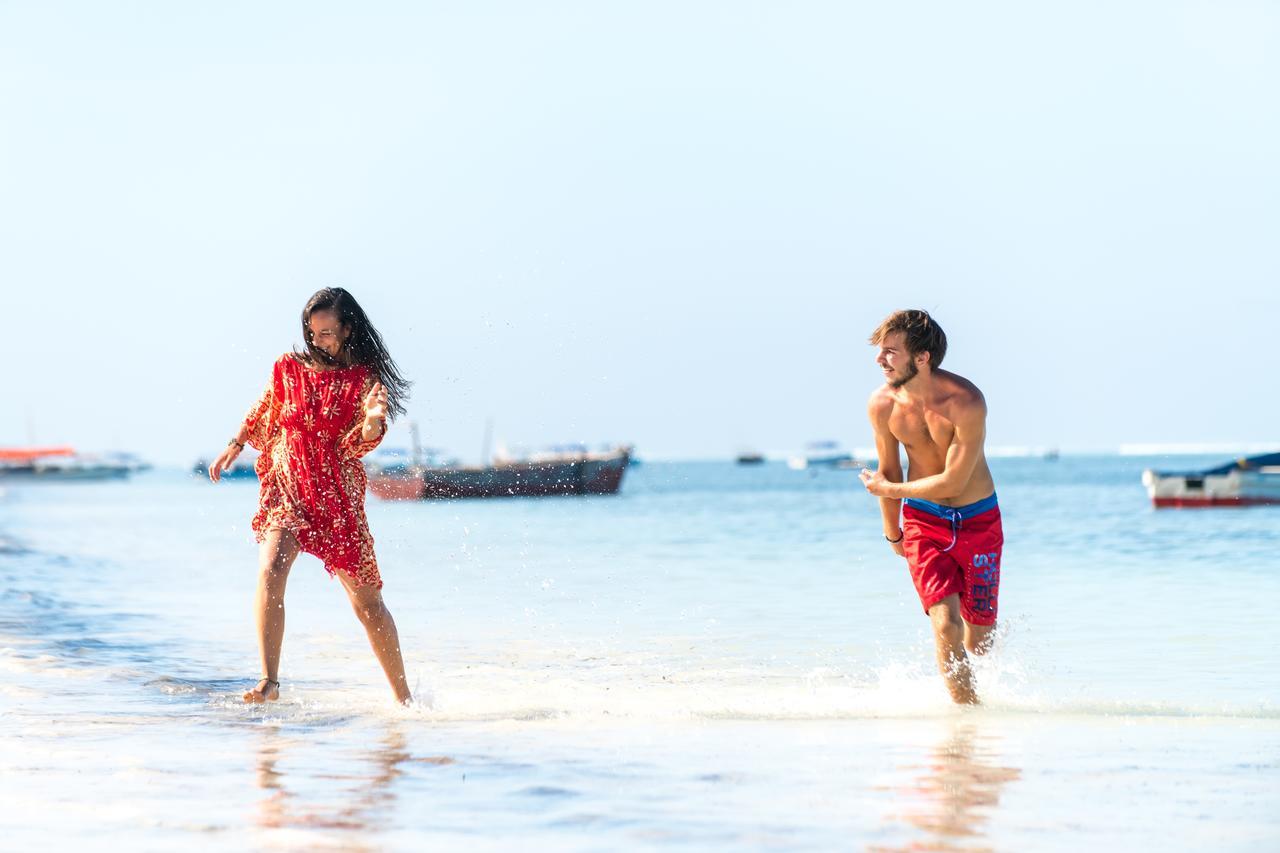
1142 452 1280 507
787 440 856 470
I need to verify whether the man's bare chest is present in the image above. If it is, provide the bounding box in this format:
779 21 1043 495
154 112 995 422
888 406 955 452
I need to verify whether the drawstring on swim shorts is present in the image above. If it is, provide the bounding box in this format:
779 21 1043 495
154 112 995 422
902 494 997 554
940 508 962 552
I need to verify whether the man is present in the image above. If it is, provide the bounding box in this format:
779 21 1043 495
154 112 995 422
859 310 1002 704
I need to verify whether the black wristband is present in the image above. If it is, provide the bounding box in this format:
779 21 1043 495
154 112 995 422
885 532 904 544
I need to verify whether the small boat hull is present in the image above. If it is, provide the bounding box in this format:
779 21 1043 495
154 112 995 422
369 475 428 501
1152 496 1280 508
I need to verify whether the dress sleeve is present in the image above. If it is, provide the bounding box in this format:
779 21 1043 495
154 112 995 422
338 375 387 461
241 358 284 451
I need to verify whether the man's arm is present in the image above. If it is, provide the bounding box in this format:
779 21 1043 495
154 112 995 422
862 398 986 502
868 395 904 542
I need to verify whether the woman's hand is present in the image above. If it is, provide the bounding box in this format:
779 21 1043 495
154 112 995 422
208 442 242 483
362 382 388 425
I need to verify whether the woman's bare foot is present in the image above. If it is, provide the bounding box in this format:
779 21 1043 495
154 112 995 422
242 678 280 703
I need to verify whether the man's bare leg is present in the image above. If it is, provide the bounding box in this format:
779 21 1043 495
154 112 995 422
964 621 996 656
244 529 301 703
336 571 413 705
928 595 978 705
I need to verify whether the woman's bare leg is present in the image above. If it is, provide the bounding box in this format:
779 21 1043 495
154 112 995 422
336 571 412 704
244 529 301 703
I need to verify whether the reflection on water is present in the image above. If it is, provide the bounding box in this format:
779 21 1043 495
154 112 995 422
877 721 1021 852
253 724 455 838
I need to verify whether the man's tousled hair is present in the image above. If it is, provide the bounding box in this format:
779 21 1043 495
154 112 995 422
869 309 947 369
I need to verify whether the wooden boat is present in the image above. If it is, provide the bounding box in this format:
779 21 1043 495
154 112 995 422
1142 452 1280 507
367 445 632 500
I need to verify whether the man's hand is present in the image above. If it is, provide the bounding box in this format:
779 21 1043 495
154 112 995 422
860 468 895 498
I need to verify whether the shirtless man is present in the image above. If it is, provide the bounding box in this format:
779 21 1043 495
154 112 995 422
859 310 1002 704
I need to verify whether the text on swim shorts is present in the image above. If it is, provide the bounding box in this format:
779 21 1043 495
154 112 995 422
971 552 1000 613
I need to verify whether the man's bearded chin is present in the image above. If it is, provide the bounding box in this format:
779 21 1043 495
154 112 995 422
889 360 919 388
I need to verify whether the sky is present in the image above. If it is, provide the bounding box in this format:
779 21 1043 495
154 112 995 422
2 1 1277 465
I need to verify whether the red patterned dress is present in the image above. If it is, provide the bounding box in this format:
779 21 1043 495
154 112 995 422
241 354 387 588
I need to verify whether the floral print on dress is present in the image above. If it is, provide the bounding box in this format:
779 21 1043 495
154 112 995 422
242 354 387 588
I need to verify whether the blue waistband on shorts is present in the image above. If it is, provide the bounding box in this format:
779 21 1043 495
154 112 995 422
902 493 998 521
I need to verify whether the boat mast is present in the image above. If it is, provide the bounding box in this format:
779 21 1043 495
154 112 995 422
481 417 494 466
409 420 422 468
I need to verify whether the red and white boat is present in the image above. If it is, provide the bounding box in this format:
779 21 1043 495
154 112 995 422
1142 452 1280 507
0 447 146 481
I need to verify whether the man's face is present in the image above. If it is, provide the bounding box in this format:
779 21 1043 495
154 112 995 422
876 332 920 388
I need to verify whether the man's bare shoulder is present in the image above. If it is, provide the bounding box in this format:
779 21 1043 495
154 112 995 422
935 370 987 415
867 385 897 421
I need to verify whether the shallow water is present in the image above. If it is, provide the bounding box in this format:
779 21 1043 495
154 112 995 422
2 457 1278 849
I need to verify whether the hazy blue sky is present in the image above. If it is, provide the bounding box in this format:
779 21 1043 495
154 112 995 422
3 2 1277 465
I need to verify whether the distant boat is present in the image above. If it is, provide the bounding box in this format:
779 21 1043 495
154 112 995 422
1142 452 1280 507
736 450 766 465
787 440 856 470
192 450 259 480
367 444 633 500
0 447 141 481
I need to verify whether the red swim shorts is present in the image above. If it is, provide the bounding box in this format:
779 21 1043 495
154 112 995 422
900 494 1002 626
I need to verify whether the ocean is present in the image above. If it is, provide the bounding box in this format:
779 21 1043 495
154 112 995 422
2 456 1278 850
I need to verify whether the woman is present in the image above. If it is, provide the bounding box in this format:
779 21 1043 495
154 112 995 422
208 288 413 705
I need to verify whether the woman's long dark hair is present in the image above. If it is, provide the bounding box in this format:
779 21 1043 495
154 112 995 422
296 288 411 420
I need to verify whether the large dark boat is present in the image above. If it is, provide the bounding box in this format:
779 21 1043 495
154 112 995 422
367 445 632 500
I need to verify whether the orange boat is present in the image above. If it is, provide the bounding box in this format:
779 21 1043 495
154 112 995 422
0 447 143 481
0 446 76 461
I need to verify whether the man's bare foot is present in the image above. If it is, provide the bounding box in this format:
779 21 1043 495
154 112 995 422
243 678 280 703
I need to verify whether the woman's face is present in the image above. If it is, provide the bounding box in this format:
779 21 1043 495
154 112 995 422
307 309 350 357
